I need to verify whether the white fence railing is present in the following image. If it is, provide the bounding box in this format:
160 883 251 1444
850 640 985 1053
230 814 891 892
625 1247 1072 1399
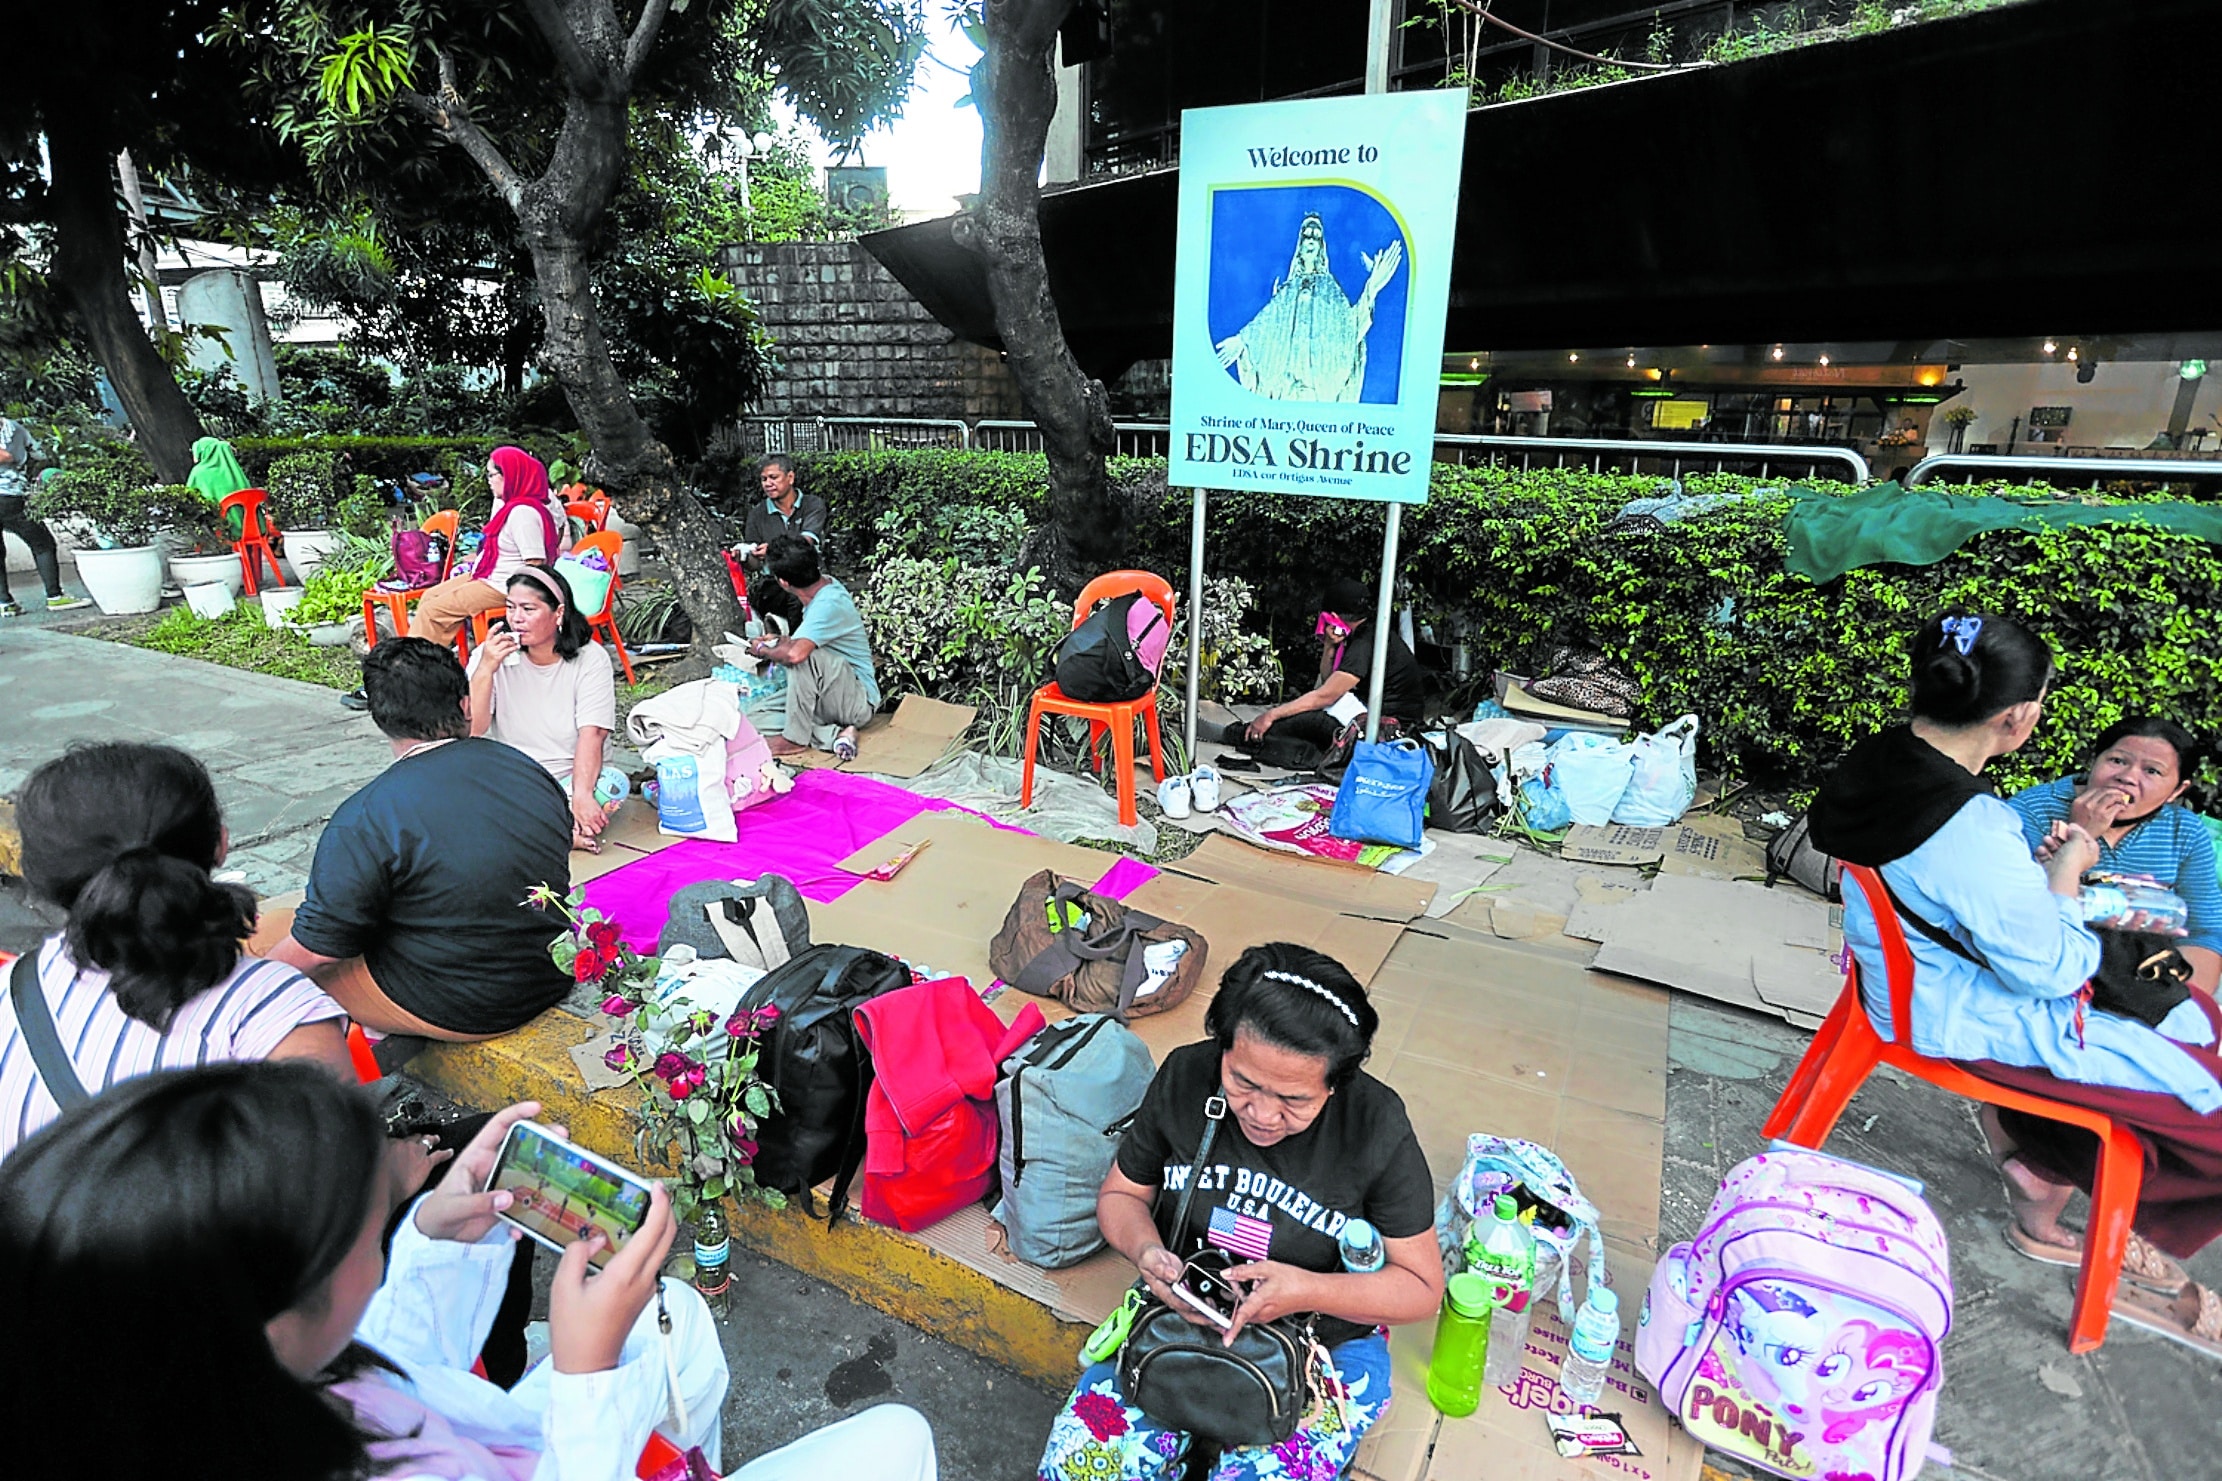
1905 453 2222 488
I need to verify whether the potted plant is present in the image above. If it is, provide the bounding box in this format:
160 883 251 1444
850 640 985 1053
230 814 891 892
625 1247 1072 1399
163 489 246 596
30 467 195 615
267 450 345 582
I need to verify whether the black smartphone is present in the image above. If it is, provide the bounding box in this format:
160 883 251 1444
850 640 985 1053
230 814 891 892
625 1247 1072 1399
486 1121 655 1269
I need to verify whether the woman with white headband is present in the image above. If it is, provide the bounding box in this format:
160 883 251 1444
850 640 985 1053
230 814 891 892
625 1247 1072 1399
1035 943 1444 1481
467 564 620 851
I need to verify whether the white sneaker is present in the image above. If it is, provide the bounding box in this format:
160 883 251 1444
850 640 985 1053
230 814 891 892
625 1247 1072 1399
1188 766 1222 813
1156 773 1193 820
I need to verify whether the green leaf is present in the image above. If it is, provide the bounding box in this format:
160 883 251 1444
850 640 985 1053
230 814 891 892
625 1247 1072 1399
686 1097 709 1124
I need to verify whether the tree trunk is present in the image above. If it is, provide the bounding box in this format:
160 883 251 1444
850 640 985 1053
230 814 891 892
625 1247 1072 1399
961 0 1122 598
46 126 205 482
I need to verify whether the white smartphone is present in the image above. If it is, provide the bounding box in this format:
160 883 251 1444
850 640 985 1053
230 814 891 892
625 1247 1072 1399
1173 1279 1234 1329
486 1120 656 1269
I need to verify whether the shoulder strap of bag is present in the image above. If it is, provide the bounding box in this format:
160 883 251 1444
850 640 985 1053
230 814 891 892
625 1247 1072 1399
1876 873 1990 969
11 952 89 1112
1161 1091 1226 1253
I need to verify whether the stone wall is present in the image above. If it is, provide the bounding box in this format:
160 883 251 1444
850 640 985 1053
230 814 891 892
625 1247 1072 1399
728 240 1027 422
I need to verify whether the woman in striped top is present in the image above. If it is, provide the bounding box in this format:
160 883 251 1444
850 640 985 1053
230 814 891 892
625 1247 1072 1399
0 742 351 1157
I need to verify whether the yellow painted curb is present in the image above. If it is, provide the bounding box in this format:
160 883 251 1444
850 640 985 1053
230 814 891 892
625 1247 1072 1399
413 1009 1091 1388
0 798 20 879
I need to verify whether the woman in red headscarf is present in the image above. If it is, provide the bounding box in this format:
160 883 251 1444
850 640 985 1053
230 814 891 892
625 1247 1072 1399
406 446 561 650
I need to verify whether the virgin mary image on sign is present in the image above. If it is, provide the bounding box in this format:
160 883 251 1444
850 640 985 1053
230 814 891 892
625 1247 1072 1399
1207 188 1408 404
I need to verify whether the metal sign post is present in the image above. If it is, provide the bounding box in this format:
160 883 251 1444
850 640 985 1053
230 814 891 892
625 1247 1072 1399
1363 502 1400 743
1184 485 1208 761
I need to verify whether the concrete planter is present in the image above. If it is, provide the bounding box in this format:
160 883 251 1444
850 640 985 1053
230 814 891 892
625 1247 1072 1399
169 551 246 597
259 587 306 628
75 545 167 615
285 529 342 584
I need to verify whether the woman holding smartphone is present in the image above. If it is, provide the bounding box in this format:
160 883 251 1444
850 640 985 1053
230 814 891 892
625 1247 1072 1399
0 1061 939 1480
468 565 619 851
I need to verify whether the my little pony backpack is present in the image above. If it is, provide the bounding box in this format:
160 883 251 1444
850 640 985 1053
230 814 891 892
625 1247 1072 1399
1436 1133 1607 1323
1635 1145 1952 1481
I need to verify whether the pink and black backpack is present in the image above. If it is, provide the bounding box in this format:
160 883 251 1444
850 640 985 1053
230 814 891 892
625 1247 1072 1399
1636 1146 1952 1481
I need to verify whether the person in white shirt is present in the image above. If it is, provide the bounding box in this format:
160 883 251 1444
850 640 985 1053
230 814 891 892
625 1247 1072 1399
0 1063 940 1481
468 565 620 850
0 742 350 1158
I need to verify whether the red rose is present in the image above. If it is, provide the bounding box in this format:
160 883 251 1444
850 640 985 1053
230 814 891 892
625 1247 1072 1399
572 946 607 983
668 1077 694 1101
651 1051 692 1082
586 920 623 952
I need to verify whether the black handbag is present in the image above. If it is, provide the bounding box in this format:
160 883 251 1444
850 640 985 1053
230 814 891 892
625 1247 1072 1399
1423 730 1499 834
1114 1092 1320 1449
2089 928 2195 1029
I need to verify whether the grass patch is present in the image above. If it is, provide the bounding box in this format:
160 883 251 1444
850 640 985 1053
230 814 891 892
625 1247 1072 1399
119 607 361 690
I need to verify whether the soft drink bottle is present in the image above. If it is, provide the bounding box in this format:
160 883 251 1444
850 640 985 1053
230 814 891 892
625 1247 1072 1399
1426 1272 1495 1417
1468 1193 1536 1387
1558 1285 1622 1409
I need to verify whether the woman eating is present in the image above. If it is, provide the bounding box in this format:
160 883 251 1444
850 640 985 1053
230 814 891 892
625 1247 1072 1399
468 565 619 851
1809 613 2222 1358
1036 943 1443 1480
0 1062 940 1479
0 743 351 1157
2008 717 2222 990
408 446 561 651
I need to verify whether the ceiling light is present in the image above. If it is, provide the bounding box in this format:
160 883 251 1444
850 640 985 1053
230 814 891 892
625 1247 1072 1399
1469 357 1480 370
2042 340 2057 355
2183 359 2208 381
1569 352 1579 363
1818 355 1830 366
2066 346 2079 362
1626 355 1637 368
1771 345 1785 360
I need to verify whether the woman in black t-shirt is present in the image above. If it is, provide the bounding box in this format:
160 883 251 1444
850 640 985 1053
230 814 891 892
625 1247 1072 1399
1034 944 1443 1481
1215 579 1427 770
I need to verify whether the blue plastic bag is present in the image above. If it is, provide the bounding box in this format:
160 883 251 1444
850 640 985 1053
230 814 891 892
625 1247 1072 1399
1329 738 1436 849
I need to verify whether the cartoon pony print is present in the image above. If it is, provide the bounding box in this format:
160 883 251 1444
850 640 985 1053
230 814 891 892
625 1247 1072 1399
1816 1321 1932 1447
1722 1282 1827 1424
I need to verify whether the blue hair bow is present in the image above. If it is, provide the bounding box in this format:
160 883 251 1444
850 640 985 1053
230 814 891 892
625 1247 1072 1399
1940 615 1983 655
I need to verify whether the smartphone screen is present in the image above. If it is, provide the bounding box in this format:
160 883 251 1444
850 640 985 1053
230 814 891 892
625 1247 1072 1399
487 1121 654 1269
1173 1281 1233 1329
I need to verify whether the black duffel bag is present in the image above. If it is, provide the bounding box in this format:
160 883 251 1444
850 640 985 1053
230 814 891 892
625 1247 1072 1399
1116 1092 1320 1448
1423 729 1499 833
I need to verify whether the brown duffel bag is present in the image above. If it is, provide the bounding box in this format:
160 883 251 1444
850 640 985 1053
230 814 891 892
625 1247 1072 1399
987 869 1207 1019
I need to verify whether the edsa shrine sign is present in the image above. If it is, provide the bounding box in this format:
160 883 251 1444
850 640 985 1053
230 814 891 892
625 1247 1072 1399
1169 90 1466 506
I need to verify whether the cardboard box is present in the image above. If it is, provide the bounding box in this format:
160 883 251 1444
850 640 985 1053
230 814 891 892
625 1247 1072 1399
1168 832 1438 922
1561 825 1669 867
1589 875 1842 1027
782 695 976 779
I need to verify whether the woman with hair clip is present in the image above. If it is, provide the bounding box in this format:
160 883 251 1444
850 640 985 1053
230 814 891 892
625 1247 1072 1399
1808 613 2222 1358
0 1061 940 1480
1036 943 1444 1481
468 564 619 851
0 742 352 1158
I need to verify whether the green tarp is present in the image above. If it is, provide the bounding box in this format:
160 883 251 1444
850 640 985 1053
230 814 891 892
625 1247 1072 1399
1784 481 2222 583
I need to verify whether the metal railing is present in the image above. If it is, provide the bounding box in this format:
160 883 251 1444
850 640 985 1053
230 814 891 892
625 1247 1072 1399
1905 453 2222 488
973 419 1173 458
1433 433 1871 484
817 416 969 452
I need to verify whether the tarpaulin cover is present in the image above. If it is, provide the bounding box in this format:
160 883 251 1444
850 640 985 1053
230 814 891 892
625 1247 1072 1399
1785 481 2222 583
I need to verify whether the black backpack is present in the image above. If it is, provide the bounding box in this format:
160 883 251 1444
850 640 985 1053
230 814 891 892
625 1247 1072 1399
1052 591 1166 703
736 943 910 1219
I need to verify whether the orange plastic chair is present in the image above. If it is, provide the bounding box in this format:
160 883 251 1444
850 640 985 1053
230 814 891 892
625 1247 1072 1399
1763 862 2145 1353
565 501 602 534
560 485 612 531
219 489 283 596
345 1023 384 1084
1019 571 1174 828
469 530 635 683
362 510 462 651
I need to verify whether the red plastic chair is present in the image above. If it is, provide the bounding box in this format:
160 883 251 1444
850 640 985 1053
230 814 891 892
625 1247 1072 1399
1019 570 1174 828
362 510 462 651
469 531 635 684
219 488 283 596
559 485 612 532
345 1023 384 1084
1763 861 2146 1353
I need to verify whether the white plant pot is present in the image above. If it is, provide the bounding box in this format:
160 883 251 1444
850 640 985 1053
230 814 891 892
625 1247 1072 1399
617 537 641 577
75 545 167 615
259 587 306 628
184 583 237 619
169 551 246 597
285 529 341 585
305 620 351 647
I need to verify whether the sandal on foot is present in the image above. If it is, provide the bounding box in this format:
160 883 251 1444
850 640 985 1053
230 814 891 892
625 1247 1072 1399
2112 1280 2222 1359
2005 1223 2190 1295
834 726 859 762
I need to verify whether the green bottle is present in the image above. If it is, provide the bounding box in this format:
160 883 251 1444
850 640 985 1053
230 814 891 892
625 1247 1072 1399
1426 1271 1496 1417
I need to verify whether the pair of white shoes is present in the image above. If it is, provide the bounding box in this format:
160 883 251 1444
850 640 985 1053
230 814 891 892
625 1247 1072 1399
1156 766 1222 820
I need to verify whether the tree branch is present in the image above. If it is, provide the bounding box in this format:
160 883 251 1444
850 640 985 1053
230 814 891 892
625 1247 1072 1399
398 55 529 212
988 0 1074 58
623 0 676 85
522 0 609 95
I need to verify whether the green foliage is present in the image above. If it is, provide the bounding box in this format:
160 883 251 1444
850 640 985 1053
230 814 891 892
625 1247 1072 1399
293 532 392 625
265 450 343 526
26 439 190 547
797 450 2222 795
316 25 417 116
124 606 359 690
853 556 1068 753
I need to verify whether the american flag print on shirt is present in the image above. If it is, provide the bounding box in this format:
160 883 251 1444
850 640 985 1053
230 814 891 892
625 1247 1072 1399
1208 1205 1274 1261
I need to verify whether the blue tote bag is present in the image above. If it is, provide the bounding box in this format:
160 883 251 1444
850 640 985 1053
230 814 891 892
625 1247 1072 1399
1328 738 1436 850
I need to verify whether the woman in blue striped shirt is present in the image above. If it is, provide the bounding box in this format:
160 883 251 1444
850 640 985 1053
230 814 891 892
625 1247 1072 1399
2007 717 2222 991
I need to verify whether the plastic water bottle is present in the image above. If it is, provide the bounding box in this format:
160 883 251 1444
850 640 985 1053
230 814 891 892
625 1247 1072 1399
692 1205 731 1320
1558 1285 1621 1409
1337 1217 1386 1273
1426 1272 1494 1417
1469 1193 1537 1387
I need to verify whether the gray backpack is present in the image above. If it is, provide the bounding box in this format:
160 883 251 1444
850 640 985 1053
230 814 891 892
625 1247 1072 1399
992 1013 1155 1268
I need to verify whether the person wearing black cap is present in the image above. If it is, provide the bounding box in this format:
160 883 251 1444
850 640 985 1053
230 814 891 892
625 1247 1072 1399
1217 578 1425 768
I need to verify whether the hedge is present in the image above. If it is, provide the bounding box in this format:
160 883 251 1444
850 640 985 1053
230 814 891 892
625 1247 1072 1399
233 435 576 485
781 450 2222 796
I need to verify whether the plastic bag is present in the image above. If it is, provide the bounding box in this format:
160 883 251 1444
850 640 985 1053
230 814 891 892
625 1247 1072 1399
1517 775 1573 832
1329 738 1436 849
1546 733 1634 826
1613 714 1699 827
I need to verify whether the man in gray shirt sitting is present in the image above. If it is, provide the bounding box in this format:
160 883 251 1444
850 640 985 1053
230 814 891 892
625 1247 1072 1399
736 454 828 634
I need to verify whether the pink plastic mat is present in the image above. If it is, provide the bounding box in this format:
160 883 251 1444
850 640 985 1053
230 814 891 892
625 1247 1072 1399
584 770 1015 951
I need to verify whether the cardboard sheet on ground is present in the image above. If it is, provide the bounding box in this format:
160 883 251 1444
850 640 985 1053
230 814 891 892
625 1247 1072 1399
1171 833 1436 922
1561 817 1769 878
1587 875 1843 1027
1401 831 1518 918
780 695 975 778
